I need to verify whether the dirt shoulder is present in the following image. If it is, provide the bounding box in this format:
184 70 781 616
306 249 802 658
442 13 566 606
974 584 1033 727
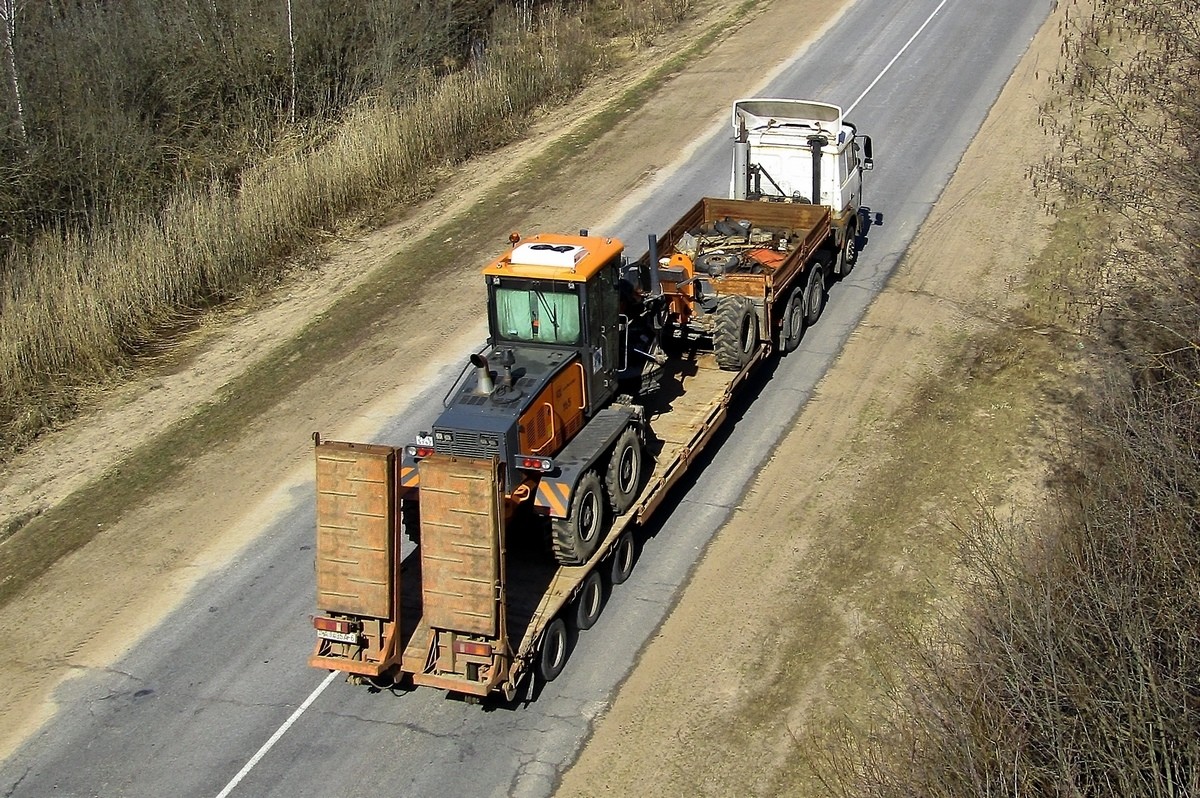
555 3 1072 795
0 0 854 762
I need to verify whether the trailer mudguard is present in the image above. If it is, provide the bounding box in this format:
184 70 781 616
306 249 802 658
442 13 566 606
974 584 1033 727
534 405 641 518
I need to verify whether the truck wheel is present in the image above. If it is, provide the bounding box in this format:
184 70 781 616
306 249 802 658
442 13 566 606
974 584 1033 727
779 285 805 354
714 296 758 371
607 531 636 585
400 499 420 544
551 470 607 565
840 223 859 277
803 262 827 328
605 427 643 515
573 571 604 631
538 617 569 682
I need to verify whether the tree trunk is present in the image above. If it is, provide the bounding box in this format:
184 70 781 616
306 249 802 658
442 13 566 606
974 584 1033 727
286 0 296 123
0 0 26 148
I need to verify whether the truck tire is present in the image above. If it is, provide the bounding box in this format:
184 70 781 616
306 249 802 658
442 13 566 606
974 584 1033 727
778 285 805 354
551 470 607 565
839 222 859 277
803 261 827 328
538 617 569 682
607 531 636 585
605 426 643 516
714 296 758 371
573 571 604 631
400 499 420 545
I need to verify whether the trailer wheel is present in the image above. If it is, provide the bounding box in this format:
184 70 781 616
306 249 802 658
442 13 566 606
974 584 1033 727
608 531 637 585
400 499 420 545
714 296 758 371
779 285 805 354
538 617 569 682
605 427 643 515
551 470 606 565
803 261 827 328
839 222 859 277
573 571 604 631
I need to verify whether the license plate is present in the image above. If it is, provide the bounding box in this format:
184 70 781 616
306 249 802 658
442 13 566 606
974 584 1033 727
317 629 359 644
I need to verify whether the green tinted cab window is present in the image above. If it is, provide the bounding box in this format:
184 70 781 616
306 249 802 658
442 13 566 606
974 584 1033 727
494 280 582 345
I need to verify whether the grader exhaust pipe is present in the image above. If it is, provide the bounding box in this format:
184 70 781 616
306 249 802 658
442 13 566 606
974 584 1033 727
470 352 494 394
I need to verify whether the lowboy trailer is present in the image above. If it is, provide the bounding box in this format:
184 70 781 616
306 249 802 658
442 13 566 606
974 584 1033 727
309 100 873 700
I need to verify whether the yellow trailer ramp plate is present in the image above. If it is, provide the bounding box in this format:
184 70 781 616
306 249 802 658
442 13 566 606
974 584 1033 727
418 455 502 637
314 442 395 619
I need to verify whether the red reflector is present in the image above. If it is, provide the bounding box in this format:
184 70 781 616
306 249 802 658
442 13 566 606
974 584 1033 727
452 641 493 658
313 616 353 634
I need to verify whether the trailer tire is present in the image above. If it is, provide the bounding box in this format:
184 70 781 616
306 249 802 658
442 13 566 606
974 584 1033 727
551 470 607 565
779 285 805 354
538 618 569 682
803 261 827 328
400 499 420 544
605 427 643 516
608 531 636 585
573 571 604 631
840 222 859 277
714 296 758 371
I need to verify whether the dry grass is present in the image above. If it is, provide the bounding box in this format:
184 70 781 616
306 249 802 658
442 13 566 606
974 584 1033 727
0 0 690 457
825 1 1200 795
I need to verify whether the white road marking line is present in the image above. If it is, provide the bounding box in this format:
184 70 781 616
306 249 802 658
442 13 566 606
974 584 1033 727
846 0 952 115
214 670 339 798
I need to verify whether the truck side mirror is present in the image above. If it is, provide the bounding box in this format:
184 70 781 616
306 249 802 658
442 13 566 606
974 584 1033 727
860 135 874 171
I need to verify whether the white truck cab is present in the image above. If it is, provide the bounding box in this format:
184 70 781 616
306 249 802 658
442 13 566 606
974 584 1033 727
731 98 873 232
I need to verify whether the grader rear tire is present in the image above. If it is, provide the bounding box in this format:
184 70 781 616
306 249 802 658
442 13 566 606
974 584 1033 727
551 470 607 565
605 427 643 516
713 296 758 371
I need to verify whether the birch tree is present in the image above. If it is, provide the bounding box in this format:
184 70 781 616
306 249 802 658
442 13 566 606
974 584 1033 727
0 0 26 148
286 0 296 123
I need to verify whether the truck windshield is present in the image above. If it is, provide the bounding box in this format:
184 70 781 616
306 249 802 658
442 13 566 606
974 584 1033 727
493 280 582 345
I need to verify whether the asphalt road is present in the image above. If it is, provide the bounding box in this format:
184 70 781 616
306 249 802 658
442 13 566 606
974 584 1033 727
0 1 1054 796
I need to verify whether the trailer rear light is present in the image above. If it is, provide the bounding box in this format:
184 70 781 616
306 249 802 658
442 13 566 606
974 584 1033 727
313 616 360 644
518 456 554 472
406 445 434 459
452 640 493 658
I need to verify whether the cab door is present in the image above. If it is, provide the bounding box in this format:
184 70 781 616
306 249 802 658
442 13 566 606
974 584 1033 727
584 261 620 414
838 139 862 215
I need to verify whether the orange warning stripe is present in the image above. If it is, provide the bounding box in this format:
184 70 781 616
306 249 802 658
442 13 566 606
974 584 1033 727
535 480 570 518
399 465 419 488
